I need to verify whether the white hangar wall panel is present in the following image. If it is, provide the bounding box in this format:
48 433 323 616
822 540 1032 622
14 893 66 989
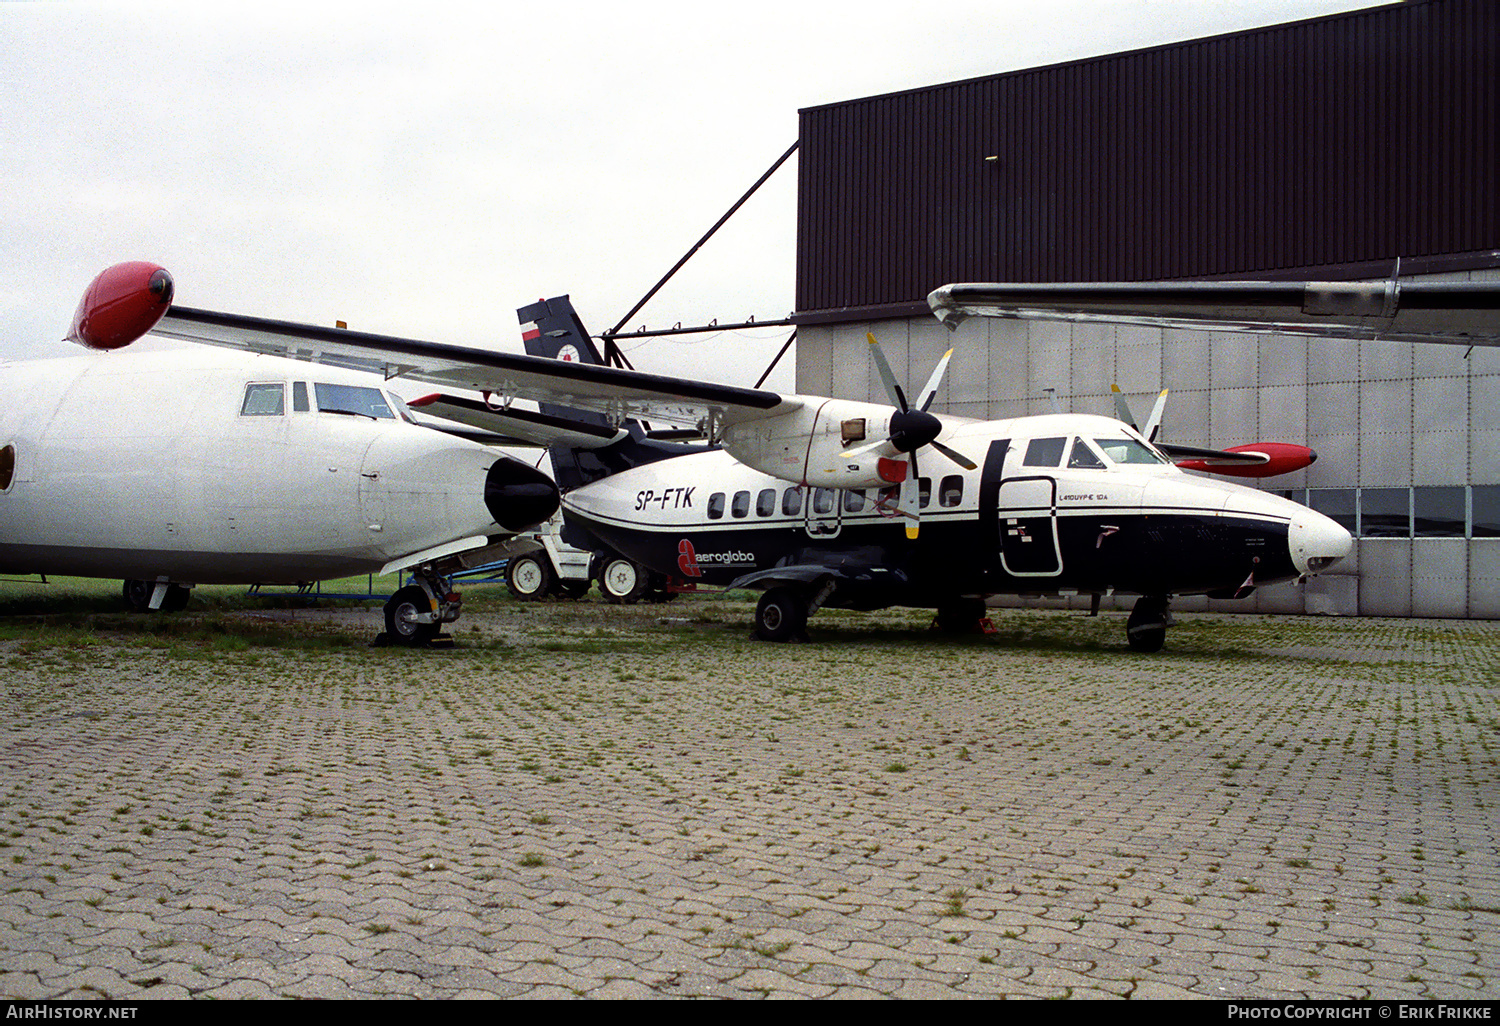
795 269 1500 619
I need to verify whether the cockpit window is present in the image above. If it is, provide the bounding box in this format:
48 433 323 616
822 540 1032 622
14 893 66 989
1094 437 1170 465
1024 437 1067 467
241 383 285 416
1067 437 1106 469
314 383 394 419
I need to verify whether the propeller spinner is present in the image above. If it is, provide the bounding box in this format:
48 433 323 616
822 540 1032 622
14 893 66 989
843 333 976 539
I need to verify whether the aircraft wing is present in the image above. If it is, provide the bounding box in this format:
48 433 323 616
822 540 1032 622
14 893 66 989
154 306 799 432
928 280 1500 346
406 393 625 450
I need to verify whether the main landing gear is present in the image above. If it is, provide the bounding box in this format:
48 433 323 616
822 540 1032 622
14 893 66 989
1126 595 1173 653
122 579 191 613
381 568 461 648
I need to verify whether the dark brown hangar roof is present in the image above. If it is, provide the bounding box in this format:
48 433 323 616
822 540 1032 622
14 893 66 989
793 0 1499 325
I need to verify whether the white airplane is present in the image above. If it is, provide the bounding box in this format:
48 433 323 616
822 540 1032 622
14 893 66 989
146 276 1500 653
0 262 559 644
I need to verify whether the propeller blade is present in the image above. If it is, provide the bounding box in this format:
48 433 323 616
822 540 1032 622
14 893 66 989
840 436 890 460
929 439 978 471
915 348 954 412
899 456 921 539
1110 383 1137 430
1143 388 1169 442
866 333 908 411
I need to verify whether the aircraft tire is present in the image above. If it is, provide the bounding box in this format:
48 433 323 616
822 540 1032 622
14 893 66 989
505 553 553 602
1126 597 1169 653
122 579 153 613
598 557 648 605
754 588 807 643
385 585 439 646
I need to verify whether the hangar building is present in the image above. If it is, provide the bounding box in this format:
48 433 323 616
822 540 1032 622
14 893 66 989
790 0 1499 618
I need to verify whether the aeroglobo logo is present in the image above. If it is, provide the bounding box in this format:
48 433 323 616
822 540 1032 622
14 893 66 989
677 539 755 576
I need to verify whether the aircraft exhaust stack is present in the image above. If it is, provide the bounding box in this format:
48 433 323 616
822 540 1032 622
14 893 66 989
484 457 560 532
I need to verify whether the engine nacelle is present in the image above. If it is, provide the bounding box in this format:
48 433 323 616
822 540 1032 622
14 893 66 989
66 262 174 350
1177 442 1317 478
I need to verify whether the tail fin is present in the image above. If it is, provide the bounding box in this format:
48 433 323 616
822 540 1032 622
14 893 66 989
516 296 712 495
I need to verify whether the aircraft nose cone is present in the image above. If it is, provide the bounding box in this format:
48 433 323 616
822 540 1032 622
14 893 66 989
1289 508 1352 576
485 457 559 532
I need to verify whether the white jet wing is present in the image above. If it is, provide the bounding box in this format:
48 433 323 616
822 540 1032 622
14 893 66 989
154 306 801 432
928 280 1500 346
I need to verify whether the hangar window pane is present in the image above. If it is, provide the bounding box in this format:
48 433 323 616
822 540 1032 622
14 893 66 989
707 492 725 520
241 383 285 416
731 491 750 518
1024 437 1066 467
782 488 802 516
756 489 777 517
1308 489 1355 533
1360 488 1411 538
843 490 866 513
1413 487 1466 538
1473 487 1500 538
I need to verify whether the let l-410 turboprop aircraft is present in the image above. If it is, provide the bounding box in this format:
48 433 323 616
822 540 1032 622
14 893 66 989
146 276 1500 653
0 263 558 644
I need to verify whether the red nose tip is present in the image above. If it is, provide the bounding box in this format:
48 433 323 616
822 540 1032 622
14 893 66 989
67 262 174 350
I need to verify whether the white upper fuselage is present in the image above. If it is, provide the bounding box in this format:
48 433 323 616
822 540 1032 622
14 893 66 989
0 341 513 584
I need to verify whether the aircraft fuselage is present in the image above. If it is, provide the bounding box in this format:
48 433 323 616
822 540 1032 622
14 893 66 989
0 343 548 585
561 413 1351 609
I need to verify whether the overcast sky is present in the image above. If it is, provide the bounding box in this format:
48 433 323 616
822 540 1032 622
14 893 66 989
3 0 1389 387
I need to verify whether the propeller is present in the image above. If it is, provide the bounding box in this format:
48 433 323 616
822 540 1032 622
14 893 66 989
1111 384 1168 442
843 333 976 539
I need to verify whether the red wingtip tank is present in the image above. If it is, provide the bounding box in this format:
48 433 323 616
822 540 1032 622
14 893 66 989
1176 442 1318 478
66 262 175 350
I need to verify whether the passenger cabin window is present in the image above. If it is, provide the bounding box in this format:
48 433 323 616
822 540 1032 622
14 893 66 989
292 381 310 412
756 489 777 517
782 488 802 516
843 490 866 513
707 492 726 520
241 383 285 416
1024 437 1067 467
0 444 14 491
939 475 963 507
812 488 836 515
315 382 394 419
918 477 932 509
731 490 751 518
1067 437 1106 469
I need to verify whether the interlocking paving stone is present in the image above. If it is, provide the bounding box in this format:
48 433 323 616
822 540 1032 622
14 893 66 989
1 600 1497 999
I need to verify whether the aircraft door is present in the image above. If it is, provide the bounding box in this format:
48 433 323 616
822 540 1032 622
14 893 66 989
802 485 842 539
996 476 1062 577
